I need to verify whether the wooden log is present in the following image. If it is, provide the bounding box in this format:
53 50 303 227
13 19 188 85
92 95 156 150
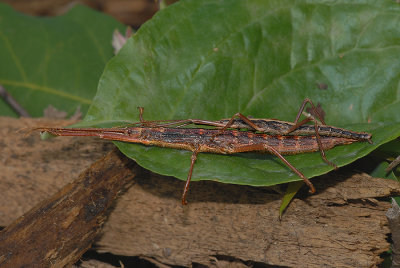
97 171 398 268
0 117 398 267
0 117 138 267
0 117 115 226
387 200 400 268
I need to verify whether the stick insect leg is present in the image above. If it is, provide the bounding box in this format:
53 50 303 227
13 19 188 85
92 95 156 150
138 107 145 122
231 144 316 194
182 148 199 205
219 113 265 132
209 113 265 140
286 98 326 134
292 98 326 127
312 122 337 169
137 107 158 127
136 107 194 128
287 98 337 169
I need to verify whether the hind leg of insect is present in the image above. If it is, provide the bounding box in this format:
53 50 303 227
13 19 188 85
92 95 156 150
229 144 316 194
181 143 315 205
287 98 337 169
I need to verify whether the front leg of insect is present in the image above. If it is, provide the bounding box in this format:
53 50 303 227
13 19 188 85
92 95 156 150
287 98 337 169
182 147 200 205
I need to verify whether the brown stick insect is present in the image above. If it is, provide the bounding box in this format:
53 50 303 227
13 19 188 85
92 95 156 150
34 99 372 204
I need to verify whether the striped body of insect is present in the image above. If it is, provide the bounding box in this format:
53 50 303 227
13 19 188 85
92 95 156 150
35 126 363 204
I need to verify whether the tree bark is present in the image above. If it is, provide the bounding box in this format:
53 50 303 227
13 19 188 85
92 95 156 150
0 117 398 267
0 145 137 267
387 199 400 268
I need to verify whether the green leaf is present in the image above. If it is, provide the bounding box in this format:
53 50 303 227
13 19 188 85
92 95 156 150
369 161 398 181
0 3 125 117
83 0 400 189
370 139 400 180
280 181 304 218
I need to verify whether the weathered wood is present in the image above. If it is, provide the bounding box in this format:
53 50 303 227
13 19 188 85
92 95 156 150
0 117 137 267
97 171 398 268
0 117 115 226
0 117 398 267
387 200 400 268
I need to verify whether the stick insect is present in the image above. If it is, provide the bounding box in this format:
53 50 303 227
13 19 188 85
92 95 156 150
34 122 368 205
136 100 369 139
